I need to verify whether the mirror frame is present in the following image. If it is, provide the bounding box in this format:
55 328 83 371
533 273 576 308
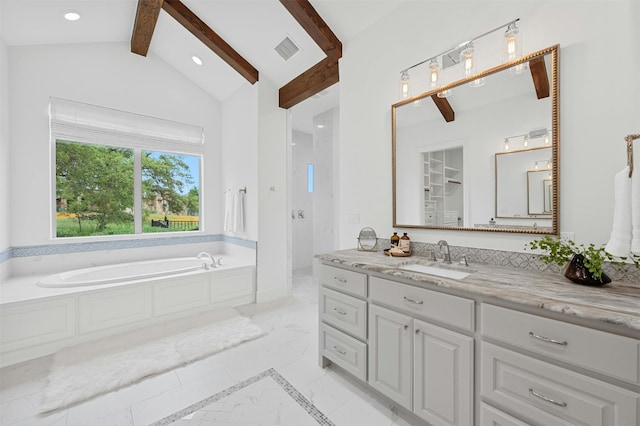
392 44 560 235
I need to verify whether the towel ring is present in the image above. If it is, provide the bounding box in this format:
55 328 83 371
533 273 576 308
627 134 640 178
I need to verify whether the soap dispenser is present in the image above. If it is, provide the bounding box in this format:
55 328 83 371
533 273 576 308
399 232 411 252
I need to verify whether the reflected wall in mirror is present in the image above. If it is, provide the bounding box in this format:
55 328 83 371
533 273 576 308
392 45 559 234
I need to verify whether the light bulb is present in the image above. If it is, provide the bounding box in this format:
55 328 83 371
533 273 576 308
523 134 530 148
460 43 475 77
503 22 522 63
400 71 410 99
535 162 539 170
547 160 552 169
504 138 510 151
544 132 550 145
429 59 440 88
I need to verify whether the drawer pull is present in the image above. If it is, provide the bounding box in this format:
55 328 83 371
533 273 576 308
529 332 568 346
404 324 409 330
403 296 424 305
333 346 347 355
333 277 348 284
529 388 567 407
333 307 347 315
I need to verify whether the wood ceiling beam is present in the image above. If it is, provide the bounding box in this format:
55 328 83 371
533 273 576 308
529 56 550 99
131 0 163 57
430 94 455 123
279 0 342 60
279 57 339 109
279 0 342 109
161 0 259 84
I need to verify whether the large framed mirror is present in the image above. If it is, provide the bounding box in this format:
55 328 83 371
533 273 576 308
392 44 559 234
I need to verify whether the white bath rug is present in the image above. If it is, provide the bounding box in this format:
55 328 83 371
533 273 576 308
40 309 266 413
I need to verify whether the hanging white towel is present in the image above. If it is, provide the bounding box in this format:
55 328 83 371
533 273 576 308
631 162 640 255
606 167 632 257
223 190 233 232
232 190 245 233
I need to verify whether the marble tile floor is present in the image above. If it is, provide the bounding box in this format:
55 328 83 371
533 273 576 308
0 269 418 426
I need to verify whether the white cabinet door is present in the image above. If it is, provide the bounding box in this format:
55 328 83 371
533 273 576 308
368 304 412 410
414 319 473 426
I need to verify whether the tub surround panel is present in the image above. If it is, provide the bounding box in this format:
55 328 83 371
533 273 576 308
316 249 640 332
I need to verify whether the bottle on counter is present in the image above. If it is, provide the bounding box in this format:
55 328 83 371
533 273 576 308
399 232 410 252
390 232 400 247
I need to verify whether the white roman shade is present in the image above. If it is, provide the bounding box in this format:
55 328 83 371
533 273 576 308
49 97 204 154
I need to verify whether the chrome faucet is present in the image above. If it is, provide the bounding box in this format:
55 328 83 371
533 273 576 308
197 252 216 269
437 240 452 264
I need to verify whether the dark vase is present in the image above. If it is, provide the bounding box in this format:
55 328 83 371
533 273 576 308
563 253 611 286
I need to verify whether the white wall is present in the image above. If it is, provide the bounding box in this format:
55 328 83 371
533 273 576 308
222 83 259 242
338 0 639 250
256 77 289 302
313 108 337 254
292 130 314 271
0 13 10 280
7 42 222 250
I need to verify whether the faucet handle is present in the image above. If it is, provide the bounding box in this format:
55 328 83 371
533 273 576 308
459 255 469 266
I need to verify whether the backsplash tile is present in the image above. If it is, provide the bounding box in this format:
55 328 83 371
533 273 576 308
374 239 640 284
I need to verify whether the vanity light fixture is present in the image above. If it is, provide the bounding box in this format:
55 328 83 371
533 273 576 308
398 18 519 99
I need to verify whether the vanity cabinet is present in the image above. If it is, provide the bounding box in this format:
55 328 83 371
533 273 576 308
317 257 640 426
318 264 368 382
480 304 640 426
368 277 474 426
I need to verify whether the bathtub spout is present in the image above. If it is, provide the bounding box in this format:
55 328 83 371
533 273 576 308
197 252 216 269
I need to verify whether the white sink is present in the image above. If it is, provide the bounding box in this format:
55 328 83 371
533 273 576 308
397 263 474 280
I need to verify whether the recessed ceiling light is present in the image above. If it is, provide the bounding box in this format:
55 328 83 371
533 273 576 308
63 11 81 21
191 55 203 66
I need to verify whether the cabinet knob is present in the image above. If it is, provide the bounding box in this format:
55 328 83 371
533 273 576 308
415 329 420 334
404 324 409 330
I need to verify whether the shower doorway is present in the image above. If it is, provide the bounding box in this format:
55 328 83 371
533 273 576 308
289 102 338 276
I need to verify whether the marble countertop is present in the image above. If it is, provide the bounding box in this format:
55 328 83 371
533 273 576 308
316 249 640 333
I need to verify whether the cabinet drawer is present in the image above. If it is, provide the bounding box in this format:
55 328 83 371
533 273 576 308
481 342 639 426
481 304 640 385
320 287 367 340
370 276 474 331
321 324 367 381
319 264 367 298
480 403 530 426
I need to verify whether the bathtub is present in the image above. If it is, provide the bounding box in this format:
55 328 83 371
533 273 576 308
38 256 210 287
1 253 256 367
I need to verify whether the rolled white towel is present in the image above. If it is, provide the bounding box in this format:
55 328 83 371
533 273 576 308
605 166 632 257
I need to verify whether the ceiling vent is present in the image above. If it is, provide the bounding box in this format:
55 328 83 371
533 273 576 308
275 36 300 61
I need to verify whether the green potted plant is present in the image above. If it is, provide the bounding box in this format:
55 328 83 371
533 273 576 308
527 236 640 285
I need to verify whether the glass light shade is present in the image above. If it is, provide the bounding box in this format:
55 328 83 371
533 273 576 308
460 44 475 77
523 134 530 148
437 89 452 98
544 132 550 145
429 59 440 88
503 23 522 62
400 71 410 99
504 138 510 150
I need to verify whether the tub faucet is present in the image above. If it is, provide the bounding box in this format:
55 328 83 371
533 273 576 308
197 252 216 269
437 240 452 264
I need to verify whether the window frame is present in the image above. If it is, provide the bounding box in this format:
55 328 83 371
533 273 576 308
50 97 205 240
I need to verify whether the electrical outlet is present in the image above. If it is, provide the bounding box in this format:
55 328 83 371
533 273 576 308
560 232 574 241
347 211 360 224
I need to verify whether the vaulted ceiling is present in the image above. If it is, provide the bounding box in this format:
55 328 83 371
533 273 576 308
0 0 405 129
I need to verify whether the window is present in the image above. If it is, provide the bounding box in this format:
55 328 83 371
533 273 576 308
51 98 204 238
